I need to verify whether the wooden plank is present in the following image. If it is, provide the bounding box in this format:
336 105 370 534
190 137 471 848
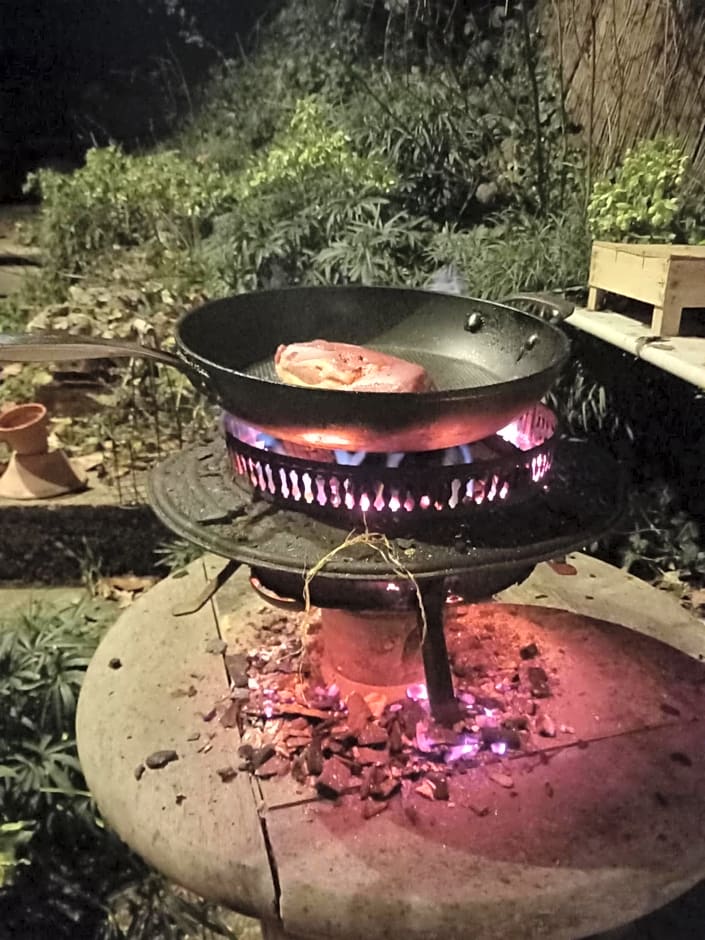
594 241 705 259
567 305 705 388
588 243 668 307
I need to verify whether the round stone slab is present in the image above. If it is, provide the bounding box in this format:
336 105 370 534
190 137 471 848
77 556 705 940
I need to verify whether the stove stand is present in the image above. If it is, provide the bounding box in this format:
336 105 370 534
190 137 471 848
148 435 625 724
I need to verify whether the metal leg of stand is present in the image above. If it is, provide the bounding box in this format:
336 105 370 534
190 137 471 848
418 578 459 725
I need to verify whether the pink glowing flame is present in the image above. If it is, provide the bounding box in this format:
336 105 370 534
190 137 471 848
406 682 429 703
445 736 481 763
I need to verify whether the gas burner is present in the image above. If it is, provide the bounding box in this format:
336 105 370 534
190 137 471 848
223 404 556 524
148 434 624 591
149 435 624 723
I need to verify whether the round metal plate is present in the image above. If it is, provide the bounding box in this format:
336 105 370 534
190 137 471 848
147 437 625 583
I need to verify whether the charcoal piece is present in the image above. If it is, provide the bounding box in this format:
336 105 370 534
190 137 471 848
145 750 179 770
359 765 375 800
670 752 693 767
217 766 238 782
520 643 539 660
134 763 145 781
356 746 386 766
205 637 228 655
528 666 551 698
536 714 556 738
345 692 372 734
398 700 426 737
251 744 276 769
661 703 681 717
388 720 403 754
225 652 250 688
482 726 522 750
426 773 449 801
285 734 311 749
358 723 388 748
488 770 514 789
502 716 530 732
316 756 353 798
186 732 200 742
108 657 122 670
175 793 186 805
474 694 506 712
305 738 324 776
371 773 400 801
291 753 308 785
362 799 389 819
255 756 289 779
220 702 241 728
238 744 254 761
202 708 217 722
323 738 345 756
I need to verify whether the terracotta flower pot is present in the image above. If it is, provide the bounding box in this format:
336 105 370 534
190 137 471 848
0 403 49 456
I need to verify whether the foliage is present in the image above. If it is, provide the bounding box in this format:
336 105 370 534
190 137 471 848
0 598 240 937
615 485 705 583
154 537 204 573
201 96 429 292
426 198 590 298
27 146 241 275
588 136 705 244
344 24 577 227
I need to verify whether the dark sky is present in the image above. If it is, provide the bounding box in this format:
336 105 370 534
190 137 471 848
1 1 266 165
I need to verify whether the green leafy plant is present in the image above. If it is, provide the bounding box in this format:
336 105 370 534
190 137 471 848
588 136 705 243
27 145 241 275
426 198 590 298
201 96 418 292
0 599 239 937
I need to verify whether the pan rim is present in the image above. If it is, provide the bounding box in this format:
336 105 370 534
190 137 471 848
175 284 571 403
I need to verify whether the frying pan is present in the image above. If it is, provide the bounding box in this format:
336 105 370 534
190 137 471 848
0 286 572 452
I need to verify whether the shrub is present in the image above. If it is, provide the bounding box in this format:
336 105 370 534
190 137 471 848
588 136 705 244
200 96 430 292
0 598 239 937
27 146 240 275
426 199 591 299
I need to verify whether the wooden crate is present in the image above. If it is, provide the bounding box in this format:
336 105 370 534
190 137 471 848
587 241 705 336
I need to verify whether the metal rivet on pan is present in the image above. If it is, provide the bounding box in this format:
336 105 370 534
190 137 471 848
526 333 538 349
465 313 484 333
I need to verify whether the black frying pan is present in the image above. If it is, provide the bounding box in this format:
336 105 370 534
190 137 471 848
0 286 572 451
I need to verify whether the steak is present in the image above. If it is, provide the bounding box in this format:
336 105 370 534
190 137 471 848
274 340 434 393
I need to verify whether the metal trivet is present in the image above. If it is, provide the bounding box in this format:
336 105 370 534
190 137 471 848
224 405 557 524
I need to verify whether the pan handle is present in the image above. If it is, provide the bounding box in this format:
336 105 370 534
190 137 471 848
0 332 211 390
0 332 185 366
501 292 574 323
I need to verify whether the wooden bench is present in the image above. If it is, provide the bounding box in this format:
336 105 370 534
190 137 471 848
587 241 705 336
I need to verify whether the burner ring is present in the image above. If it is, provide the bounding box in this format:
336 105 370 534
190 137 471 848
224 404 556 522
148 436 626 586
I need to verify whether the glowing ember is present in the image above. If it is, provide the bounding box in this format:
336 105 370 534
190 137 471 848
406 682 429 702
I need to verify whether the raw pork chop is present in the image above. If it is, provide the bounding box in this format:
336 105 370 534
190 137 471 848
274 340 434 393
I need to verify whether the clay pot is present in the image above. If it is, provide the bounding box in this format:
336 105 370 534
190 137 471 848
0 403 49 456
0 402 86 499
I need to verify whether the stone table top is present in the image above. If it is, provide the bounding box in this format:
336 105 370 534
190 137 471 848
77 553 705 939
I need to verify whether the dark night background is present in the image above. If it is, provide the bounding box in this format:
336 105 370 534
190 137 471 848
0 1 266 199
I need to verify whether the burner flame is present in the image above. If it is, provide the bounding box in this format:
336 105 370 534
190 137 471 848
224 405 555 517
